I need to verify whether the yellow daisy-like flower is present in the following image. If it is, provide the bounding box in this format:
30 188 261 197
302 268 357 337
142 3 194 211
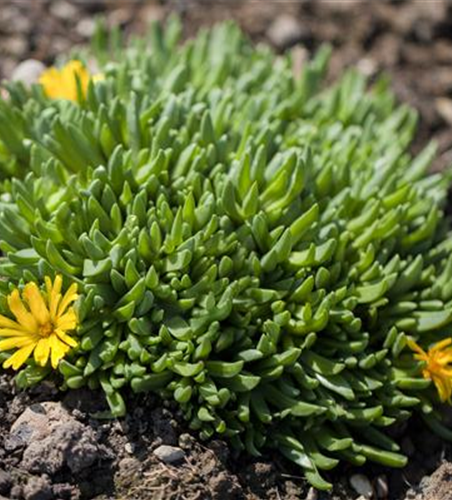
408 338 452 403
0 276 78 371
38 60 101 101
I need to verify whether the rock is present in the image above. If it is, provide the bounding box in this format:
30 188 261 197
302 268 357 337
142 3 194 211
178 433 195 450
4 36 27 57
49 1 78 20
140 4 166 24
305 486 318 500
76 18 96 38
267 15 308 50
357 57 378 77
124 442 135 454
107 8 133 28
436 98 452 126
407 461 452 500
0 469 11 496
375 475 388 499
11 59 45 85
10 402 103 475
153 445 185 464
22 475 52 500
349 474 373 499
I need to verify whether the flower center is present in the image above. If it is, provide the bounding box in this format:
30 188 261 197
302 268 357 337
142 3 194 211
39 322 54 338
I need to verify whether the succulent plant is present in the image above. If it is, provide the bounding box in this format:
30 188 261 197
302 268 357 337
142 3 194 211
1 19 452 489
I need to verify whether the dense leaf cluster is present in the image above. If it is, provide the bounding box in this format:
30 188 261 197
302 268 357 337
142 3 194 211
0 20 452 489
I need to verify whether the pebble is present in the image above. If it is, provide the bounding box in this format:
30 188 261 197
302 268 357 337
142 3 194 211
357 57 378 77
153 445 185 464
267 14 307 50
11 59 45 85
178 433 194 450
349 474 373 499
436 98 452 126
305 486 317 500
375 475 388 499
76 18 96 38
49 1 78 20
4 36 27 57
124 442 135 454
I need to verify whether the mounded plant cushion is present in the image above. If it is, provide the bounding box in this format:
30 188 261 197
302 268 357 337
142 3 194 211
0 19 452 489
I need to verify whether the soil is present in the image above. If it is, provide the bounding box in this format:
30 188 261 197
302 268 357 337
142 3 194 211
1 1 452 499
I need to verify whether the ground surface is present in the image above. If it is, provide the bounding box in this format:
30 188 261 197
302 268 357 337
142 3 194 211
1 1 452 499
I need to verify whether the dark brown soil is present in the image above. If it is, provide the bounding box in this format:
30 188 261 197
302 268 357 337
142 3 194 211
1 1 452 499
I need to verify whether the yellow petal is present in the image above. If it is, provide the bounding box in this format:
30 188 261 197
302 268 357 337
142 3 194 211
55 328 78 348
49 335 70 369
433 375 452 403
56 309 77 331
0 337 34 351
0 313 25 330
33 338 51 367
58 283 78 317
46 275 62 320
23 283 50 325
431 338 452 352
39 60 90 101
407 339 426 357
3 344 35 370
8 289 38 332
0 328 34 337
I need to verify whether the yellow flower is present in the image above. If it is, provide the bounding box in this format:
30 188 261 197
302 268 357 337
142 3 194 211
0 276 78 371
408 338 452 403
38 60 98 101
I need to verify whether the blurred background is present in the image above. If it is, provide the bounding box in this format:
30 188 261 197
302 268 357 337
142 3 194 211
1 0 452 170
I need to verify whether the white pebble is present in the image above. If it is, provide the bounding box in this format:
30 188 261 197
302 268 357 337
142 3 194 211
350 474 374 499
153 444 185 464
11 59 45 85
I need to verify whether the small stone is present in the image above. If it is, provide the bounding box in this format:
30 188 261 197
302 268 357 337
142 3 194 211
124 442 134 454
375 475 388 499
11 60 45 86
50 1 78 20
178 433 194 450
349 474 373 499
0 470 11 496
305 486 318 500
436 98 452 126
107 8 133 28
76 18 96 38
4 36 27 57
153 445 185 464
267 15 308 50
357 58 378 77
140 4 166 24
